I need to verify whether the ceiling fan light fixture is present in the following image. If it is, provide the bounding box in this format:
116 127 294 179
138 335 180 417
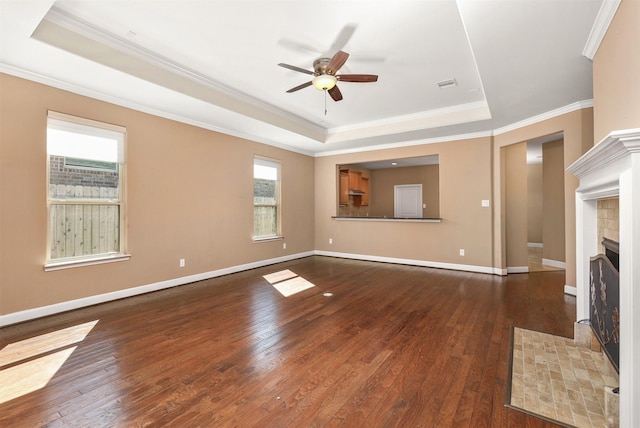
312 74 337 91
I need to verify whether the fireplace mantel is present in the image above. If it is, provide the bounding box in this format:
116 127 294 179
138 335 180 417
567 128 640 428
568 129 640 197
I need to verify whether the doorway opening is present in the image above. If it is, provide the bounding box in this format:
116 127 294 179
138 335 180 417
526 133 566 272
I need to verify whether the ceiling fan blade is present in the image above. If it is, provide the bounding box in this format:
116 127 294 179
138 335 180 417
286 81 313 93
328 24 357 54
327 51 349 75
278 63 314 75
337 74 378 83
328 85 343 102
278 38 322 55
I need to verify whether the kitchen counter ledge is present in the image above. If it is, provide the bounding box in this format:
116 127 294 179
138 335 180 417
332 216 442 223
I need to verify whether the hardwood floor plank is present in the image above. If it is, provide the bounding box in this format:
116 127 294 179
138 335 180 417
0 256 575 427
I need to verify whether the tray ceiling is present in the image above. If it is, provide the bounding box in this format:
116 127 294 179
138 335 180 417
0 0 603 155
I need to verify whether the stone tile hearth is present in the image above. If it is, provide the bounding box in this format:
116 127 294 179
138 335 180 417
509 327 619 427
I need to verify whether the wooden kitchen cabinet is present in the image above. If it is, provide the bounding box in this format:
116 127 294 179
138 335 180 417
361 177 369 206
348 170 362 191
340 169 370 207
339 170 349 205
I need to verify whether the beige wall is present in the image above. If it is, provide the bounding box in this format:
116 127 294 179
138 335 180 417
369 165 440 218
504 142 528 268
542 139 565 262
0 74 315 315
527 163 543 244
493 108 594 286
0 75 597 318
315 137 493 268
593 0 640 142
0 0 633 320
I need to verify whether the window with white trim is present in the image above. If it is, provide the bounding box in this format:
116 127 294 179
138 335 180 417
253 157 281 239
46 112 126 267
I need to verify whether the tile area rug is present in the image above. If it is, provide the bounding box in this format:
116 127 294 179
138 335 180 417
506 327 618 427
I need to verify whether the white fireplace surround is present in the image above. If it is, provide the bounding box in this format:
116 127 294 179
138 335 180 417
568 128 640 428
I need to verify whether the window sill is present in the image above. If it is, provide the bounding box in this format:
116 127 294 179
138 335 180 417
44 254 131 271
253 235 284 243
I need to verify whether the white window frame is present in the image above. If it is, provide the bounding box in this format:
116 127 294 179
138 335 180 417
45 111 129 271
253 156 282 241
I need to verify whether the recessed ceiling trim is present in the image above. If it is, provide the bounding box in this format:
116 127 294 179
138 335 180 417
316 130 493 157
325 101 491 144
35 7 327 143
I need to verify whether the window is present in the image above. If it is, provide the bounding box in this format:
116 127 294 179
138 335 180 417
46 111 127 269
253 157 281 240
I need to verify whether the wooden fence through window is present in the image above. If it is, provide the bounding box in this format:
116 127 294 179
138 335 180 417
254 196 277 237
49 184 120 260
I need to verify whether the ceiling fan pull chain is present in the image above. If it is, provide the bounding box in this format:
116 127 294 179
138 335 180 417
324 89 328 116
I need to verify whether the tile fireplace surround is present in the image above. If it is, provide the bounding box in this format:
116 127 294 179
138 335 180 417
567 128 640 428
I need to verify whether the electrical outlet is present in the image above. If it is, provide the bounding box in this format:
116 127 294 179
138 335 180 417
283 242 287 250
329 238 333 244
459 249 465 256
179 258 185 267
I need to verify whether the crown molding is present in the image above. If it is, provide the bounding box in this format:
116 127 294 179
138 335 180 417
0 64 316 157
4 61 596 158
318 100 595 157
582 0 622 60
492 100 593 136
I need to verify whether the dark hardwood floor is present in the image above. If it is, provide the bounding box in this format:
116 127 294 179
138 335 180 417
0 256 576 427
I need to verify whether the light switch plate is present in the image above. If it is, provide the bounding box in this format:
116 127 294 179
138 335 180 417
482 199 490 207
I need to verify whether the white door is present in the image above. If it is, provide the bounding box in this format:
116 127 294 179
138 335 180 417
394 184 423 218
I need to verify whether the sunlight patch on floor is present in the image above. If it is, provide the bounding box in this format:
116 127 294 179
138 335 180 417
262 269 298 285
0 320 98 404
0 347 76 404
263 269 315 297
0 320 98 366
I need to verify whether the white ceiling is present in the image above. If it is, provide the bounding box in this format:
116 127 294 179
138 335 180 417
0 0 603 156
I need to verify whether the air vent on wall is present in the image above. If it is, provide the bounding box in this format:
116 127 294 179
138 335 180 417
436 78 458 89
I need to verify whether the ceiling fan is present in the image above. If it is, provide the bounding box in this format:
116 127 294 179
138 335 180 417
278 50 378 102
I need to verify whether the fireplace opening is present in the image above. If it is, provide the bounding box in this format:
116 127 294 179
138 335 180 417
590 238 620 373
602 237 619 271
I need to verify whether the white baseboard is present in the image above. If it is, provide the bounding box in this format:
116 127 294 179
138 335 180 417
494 267 508 276
0 250 514 327
314 250 500 275
528 242 544 248
542 258 566 269
564 285 577 296
0 251 314 327
507 266 529 274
